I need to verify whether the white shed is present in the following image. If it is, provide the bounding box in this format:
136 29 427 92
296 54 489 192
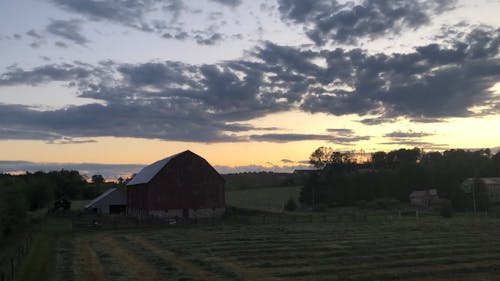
85 188 127 214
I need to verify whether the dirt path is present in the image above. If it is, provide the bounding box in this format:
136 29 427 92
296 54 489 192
100 235 165 281
76 237 105 281
128 235 217 281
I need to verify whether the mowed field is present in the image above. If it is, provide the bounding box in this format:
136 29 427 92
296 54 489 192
225 186 301 211
53 218 500 281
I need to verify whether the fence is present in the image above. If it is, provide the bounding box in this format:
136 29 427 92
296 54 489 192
0 231 34 281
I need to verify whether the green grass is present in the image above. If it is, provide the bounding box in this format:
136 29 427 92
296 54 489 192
14 218 72 281
226 185 301 211
54 217 500 281
71 200 90 210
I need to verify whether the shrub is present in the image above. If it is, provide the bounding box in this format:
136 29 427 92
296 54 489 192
312 203 328 212
440 199 454 218
284 198 297 212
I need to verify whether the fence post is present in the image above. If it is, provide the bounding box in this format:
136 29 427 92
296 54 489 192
10 258 15 278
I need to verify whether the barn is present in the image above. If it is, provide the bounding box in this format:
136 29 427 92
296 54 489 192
84 187 127 214
126 150 225 218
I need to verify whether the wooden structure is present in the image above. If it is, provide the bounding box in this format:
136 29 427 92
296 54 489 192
409 189 439 207
462 178 500 203
126 150 225 218
85 188 127 214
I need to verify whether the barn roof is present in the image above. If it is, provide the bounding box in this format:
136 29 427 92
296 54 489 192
85 188 117 208
126 150 186 186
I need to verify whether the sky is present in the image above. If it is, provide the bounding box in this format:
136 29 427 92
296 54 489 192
0 0 499 179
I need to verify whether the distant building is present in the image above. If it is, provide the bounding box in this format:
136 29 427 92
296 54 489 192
126 150 225 218
461 178 500 203
409 189 439 207
85 188 127 214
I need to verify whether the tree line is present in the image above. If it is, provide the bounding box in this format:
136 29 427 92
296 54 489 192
300 147 500 211
0 170 122 237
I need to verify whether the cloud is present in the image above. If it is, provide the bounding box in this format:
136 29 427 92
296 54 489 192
0 64 93 86
209 0 242 7
249 130 370 144
250 133 334 142
195 33 223 45
48 0 159 31
0 27 498 143
281 159 294 163
0 160 144 179
26 30 42 39
384 131 434 138
46 0 230 45
46 19 89 45
378 140 448 149
278 0 457 45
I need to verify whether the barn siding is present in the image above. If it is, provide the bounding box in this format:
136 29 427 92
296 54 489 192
127 151 225 217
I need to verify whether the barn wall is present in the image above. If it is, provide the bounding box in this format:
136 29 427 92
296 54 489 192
88 188 127 214
147 152 225 211
127 183 149 212
149 208 225 219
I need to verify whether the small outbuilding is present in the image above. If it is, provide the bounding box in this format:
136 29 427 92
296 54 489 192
461 178 500 203
84 188 127 214
126 150 225 218
409 189 439 207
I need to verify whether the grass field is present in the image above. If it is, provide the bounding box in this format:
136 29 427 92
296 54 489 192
51 217 500 281
226 186 301 211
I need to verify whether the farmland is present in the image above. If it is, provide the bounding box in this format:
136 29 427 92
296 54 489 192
225 186 301 211
52 216 500 281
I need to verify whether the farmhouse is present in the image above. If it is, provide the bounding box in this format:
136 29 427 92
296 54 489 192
126 150 225 218
409 189 439 207
84 187 127 214
461 177 500 203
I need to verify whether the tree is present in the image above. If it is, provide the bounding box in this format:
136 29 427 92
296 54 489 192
284 197 298 211
0 185 27 235
91 174 105 185
371 151 387 169
309 147 333 169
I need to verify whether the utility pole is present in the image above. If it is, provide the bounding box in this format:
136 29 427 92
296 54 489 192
472 181 477 212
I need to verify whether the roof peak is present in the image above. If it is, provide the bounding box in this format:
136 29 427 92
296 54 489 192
126 150 200 186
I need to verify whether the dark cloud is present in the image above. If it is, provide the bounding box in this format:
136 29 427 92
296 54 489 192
0 27 498 143
378 140 448 149
326 128 353 134
26 30 42 39
48 0 159 31
249 131 369 144
47 0 230 45
250 133 333 142
209 0 242 7
195 33 223 45
0 64 93 86
278 0 457 45
384 131 434 138
55 41 68 48
46 19 89 45
281 159 294 163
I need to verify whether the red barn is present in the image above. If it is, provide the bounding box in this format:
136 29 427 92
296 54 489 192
126 150 225 218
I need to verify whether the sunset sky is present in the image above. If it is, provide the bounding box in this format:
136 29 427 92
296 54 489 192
1 0 499 178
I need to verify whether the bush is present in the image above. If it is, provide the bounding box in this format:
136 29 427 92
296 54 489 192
312 203 328 212
366 198 400 210
440 199 454 218
284 198 297 212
